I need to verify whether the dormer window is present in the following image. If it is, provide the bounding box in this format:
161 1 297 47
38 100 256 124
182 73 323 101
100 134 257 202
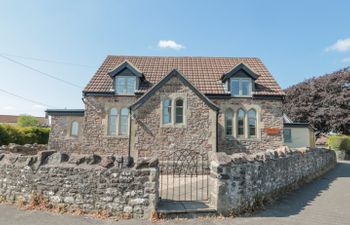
108 60 145 96
221 63 258 98
115 76 136 95
230 78 251 97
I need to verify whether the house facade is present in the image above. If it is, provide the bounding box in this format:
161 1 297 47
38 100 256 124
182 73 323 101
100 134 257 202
46 56 285 160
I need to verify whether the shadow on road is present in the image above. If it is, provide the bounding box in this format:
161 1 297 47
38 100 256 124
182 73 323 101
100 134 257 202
251 161 350 217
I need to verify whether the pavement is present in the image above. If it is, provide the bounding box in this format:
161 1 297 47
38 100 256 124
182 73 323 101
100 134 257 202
0 161 349 225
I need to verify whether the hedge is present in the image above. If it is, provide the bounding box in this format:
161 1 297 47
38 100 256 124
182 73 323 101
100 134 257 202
328 135 350 154
0 124 50 145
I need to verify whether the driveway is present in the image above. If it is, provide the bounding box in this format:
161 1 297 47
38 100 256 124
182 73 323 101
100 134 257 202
0 161 349 225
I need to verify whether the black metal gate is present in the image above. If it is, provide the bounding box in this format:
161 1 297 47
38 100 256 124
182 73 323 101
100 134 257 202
158 149 210 202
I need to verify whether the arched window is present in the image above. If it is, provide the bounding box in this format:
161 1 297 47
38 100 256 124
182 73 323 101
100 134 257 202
175 99 184 124
162 99 172 124
248 109 257 137
237 109 245 136
70 121 79 137
108 108 118 135
225 109 233 136
119 108 129 135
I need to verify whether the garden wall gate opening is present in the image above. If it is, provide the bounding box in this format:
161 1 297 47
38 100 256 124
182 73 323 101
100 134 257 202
158 149 211 203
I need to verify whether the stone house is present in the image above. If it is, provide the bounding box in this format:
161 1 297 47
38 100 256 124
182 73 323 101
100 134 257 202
46 56 285 161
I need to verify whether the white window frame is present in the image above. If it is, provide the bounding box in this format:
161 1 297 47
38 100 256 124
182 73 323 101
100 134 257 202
119 108 129 136
115 76 137 95
230 78 252 97
248 109 257 138
70 121 79 137
108 108 118 136
175 98 184 125
160 95 187 127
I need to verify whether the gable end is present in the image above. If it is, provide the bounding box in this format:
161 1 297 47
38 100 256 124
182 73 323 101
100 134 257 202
221 63 259 82
129 69 220 112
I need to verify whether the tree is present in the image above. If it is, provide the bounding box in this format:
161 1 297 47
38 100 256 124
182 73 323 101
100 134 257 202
284 67 350 135
16 115 39 127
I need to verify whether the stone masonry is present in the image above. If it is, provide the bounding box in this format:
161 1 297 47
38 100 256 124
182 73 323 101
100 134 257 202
215 98 283 154
0 150 159 219
131 75 217 159
209 147 337 215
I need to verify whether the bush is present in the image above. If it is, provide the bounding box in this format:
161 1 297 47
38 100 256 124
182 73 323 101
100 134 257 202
0 125 50 145
328 135 350 154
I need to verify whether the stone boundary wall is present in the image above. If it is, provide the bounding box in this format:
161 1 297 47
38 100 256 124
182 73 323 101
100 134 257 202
0 151 159 219
0 143 47 155
210 147 337 215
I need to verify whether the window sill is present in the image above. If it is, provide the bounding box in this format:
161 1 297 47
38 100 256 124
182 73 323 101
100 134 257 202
114 94 136 97
160 123 187 128
224 136 260 141
104 135 129 139
230 95 252 98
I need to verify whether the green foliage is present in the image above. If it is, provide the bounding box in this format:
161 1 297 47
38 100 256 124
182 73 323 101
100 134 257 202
16 115 40 127
328 135 350 154
0 125 11 145
0 125 50 145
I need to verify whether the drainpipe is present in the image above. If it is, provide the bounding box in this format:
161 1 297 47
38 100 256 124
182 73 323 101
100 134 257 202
216 110 219 152
127 108 133 167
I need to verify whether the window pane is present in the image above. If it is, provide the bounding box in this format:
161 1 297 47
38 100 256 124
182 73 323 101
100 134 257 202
248 109 256 137
71 121 79 136
225 109 233 135
175 99 183 124
231 79 240 96
283 129 292 143
126 77 136 94
119 108 129 135
237 109 245 136
116 77 126 94
163 99 172 124
108 108 117 135
241 80 250 96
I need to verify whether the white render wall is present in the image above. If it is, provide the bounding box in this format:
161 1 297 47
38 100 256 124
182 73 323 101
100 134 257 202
285 127 315 148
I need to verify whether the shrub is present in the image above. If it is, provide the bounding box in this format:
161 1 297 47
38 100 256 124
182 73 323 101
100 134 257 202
328 135 350 154
0 125 11 145
0 125 50 145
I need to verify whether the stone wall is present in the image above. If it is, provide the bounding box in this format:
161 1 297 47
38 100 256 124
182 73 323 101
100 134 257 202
213 98 283 154
131 75 217 159
49 115 84 152
82 96 137 155
210 147 337 215
48 96 138 155
0 151 159 219
0 143 47 155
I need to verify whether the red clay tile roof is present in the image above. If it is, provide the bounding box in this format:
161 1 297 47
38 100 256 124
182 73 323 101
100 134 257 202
0 115 46 125
84 56 285 96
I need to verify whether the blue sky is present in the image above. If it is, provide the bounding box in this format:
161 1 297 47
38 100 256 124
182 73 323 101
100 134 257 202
1 0 350 116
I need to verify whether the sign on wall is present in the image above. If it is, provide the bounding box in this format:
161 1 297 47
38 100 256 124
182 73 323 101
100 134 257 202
264 128 281 135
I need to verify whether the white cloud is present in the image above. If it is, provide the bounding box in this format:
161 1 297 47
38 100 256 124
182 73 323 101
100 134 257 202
325 38 350 52
342 57 350 63
32 104 46 109
3 106 15 111
158 40 185 50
